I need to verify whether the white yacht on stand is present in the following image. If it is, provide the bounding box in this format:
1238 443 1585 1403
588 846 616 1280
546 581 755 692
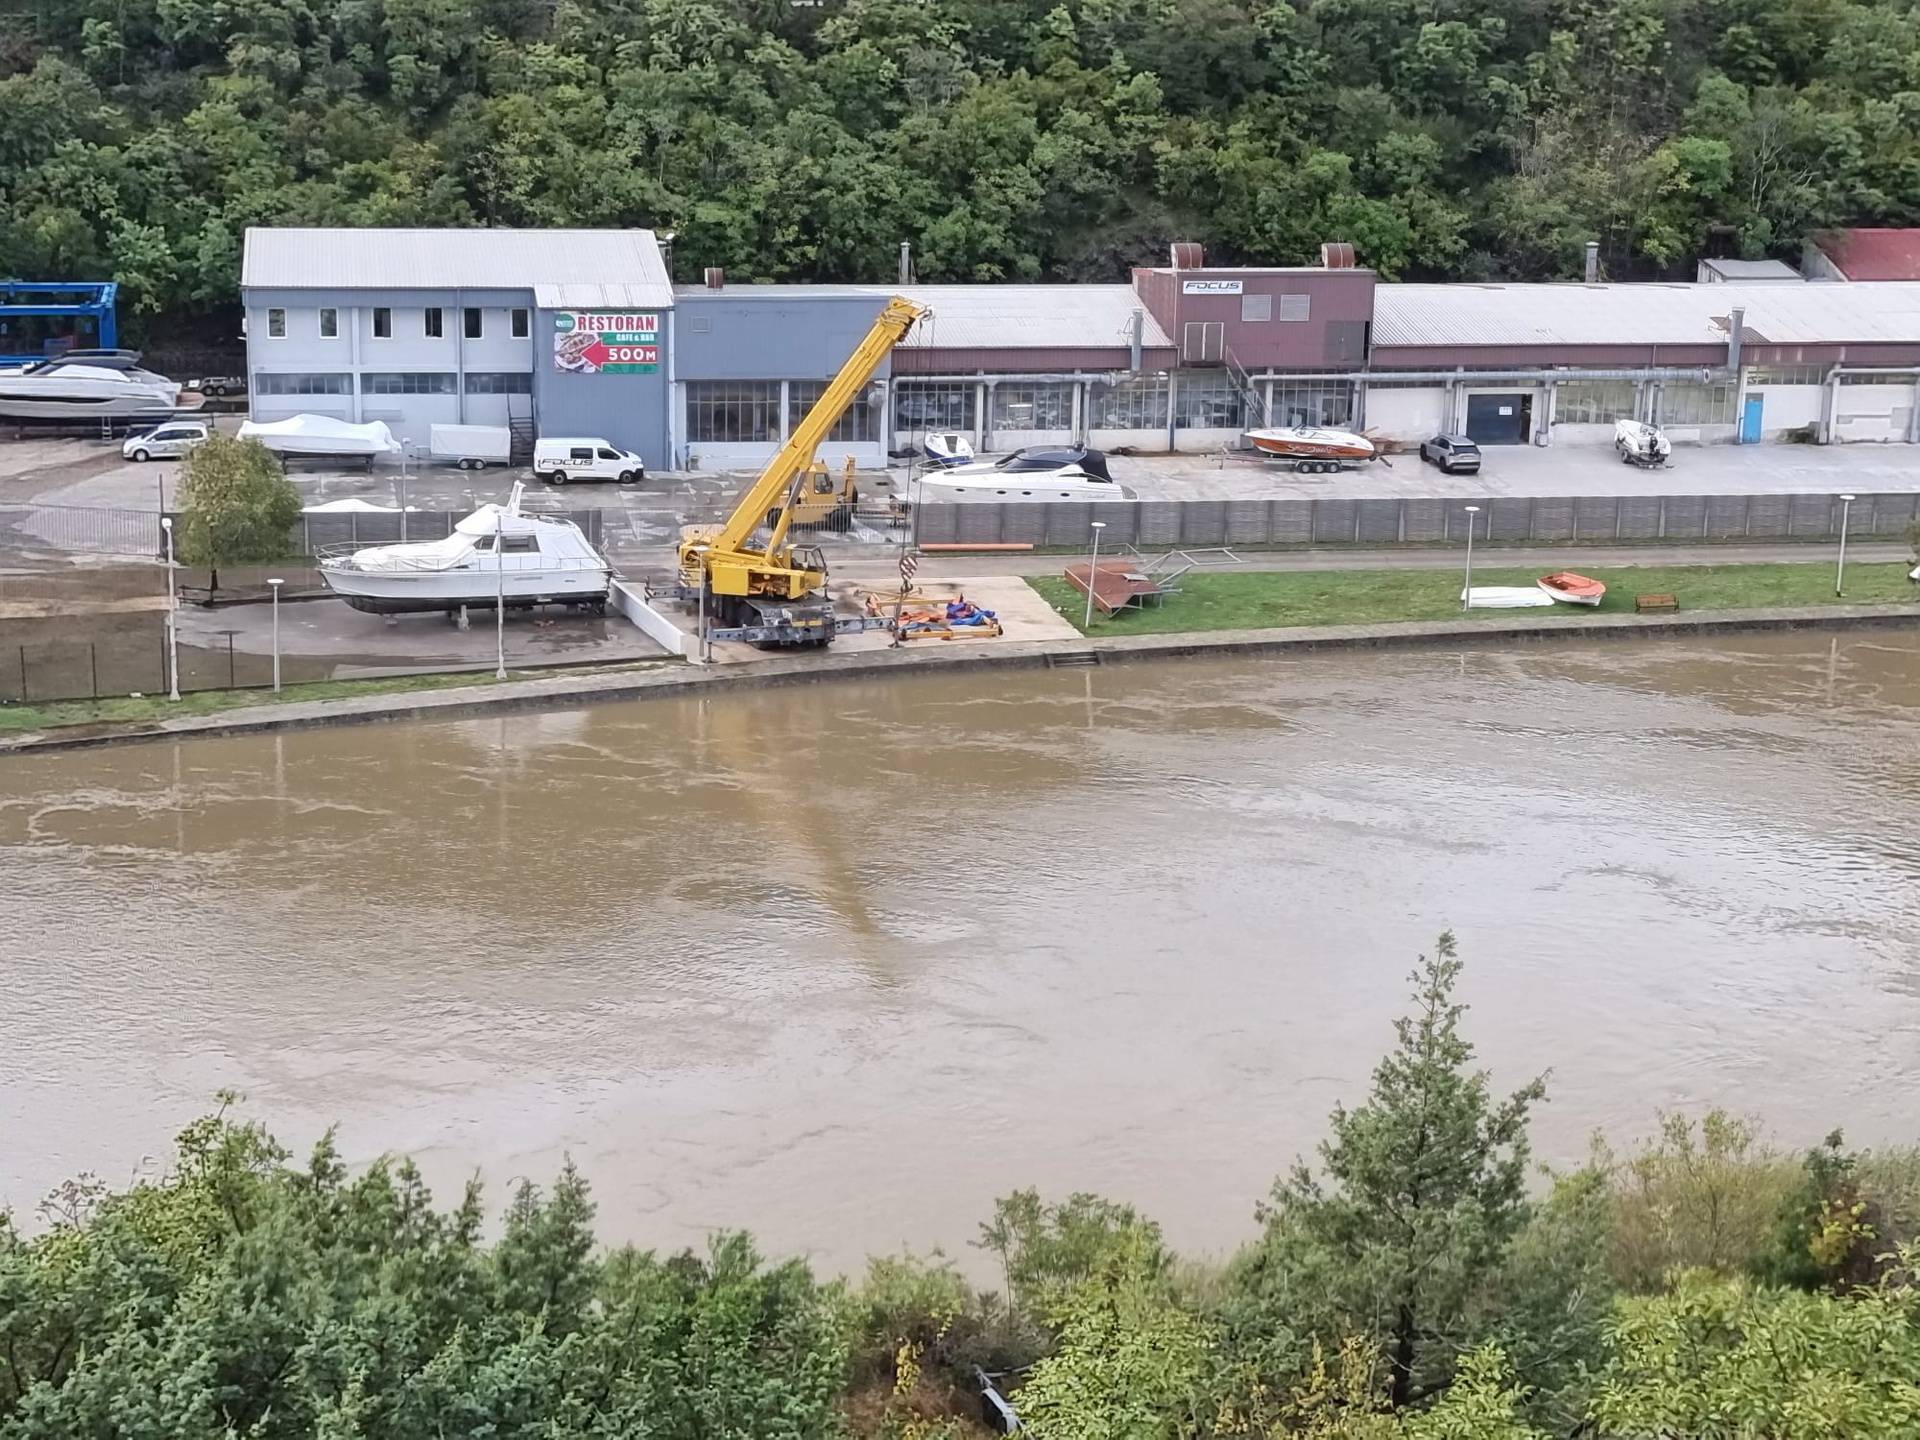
318 483 612 616
917 445 1137 502
0 350 182 421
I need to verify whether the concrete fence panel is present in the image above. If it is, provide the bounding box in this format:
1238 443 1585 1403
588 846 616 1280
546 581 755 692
1137 503 1184 548
1787 494 1834 537
1531 498 1576 541
1617 496 1663 539
1574 496 1621 540
1312 499 1360 543
1747 495 1790 536
1401 499 1448 542
1488 498 1533 542
1705 495 1750 538
1662 496 1708 540
1357 499 1402 543
1272 501 1315 543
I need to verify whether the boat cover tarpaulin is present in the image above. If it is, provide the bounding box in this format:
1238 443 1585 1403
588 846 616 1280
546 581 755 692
239 414 401 456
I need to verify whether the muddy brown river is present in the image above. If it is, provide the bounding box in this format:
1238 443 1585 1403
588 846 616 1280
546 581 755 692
5 632 1919 1272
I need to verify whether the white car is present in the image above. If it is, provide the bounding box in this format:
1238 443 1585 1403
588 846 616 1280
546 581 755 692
532 435 644 486
123 420 211 462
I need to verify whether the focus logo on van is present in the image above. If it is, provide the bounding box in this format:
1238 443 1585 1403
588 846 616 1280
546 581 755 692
552 312 661 374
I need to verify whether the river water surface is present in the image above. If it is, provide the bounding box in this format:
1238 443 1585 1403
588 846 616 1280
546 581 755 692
5 632 1920 1272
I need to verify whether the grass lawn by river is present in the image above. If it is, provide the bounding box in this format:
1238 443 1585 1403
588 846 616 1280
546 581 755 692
1028 561 1920 635
0 662 664 735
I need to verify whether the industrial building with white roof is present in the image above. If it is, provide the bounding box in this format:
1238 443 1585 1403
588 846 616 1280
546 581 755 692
239 226 1920 470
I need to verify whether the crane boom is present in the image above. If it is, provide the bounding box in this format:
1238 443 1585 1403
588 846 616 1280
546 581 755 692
710 296 924 556
677 295 926 648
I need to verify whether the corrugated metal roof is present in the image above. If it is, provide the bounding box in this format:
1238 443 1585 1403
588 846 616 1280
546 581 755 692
1810 228 1920 281
1700 258 1801 280
672 283 1171 349
533 282 674 310
1372 280 1920 348
242 227 672 306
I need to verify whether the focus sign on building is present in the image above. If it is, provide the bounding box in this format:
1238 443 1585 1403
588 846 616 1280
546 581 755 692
1182 279 1243 295
552 312 660 374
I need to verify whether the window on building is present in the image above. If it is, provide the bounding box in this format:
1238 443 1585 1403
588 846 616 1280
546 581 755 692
1241 294 1273 323
688 380 782 442
788 380 879 443
372 308 391 339
318 308 338 339
464 308 483 339
1838 370 1915 385
1657 380 1736 425
1268 378 1352 427
1088 375 1169 431
1748 363 1826 386
1555 380 1639 424
424 308 444 338
1174 372 1246 429
991 382 1074 433
266 308 286 339
892 382 977 436
465 371 534 394
1277 294 1311 321
360 372 458 395
511 308 530 339
255 373 352 395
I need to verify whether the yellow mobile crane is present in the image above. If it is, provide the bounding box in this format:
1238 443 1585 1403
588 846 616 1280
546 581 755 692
677 295 925 647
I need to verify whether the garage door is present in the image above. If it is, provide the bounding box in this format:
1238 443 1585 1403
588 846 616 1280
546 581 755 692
1465 393 1529 444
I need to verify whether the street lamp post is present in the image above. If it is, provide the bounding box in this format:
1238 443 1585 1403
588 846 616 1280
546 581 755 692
494 509 508 680
1836 493 1856 596
1461 505 1480 612
159 516 181 701
1084 520 1107 630
267 578 284 692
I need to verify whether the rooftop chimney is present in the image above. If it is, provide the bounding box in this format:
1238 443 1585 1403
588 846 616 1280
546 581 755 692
1170 241 1204 270
1584 241 1600 284
899 241 913 285
1727 306 1745 371
703 267 725 290
1320 241 1356 269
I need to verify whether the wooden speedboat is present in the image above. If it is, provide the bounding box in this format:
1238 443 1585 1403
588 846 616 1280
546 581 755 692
1536 571 1606 606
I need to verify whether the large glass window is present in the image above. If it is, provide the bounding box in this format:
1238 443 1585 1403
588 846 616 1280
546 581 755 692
465 371 533 394
1555 380 1639 424
1268 378 1352 427
990 382 1073 432
892 382 976 436
789 380 879 443
689 381 782 442
361 372 457 395
1658 380 1736 425
1839 370 1915 386
255 372 351 395
1749 364 1826 386
1174 372 1245 429
1088 375 1169 431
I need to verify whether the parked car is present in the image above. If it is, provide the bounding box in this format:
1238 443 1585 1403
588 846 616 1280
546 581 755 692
122 420 211 462
532 436 644 485
188 375 247 397
1420 433 1482 473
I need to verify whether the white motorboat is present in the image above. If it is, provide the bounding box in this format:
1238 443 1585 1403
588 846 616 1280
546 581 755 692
918 445 1136 503
1614 418 1671 467
239 414 401 459
921 431 975 467
0 350 182 421
1246 426 1379 472
318 483 612 615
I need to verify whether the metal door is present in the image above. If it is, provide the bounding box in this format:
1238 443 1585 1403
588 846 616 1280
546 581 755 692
1464 393 1527 444
1740 393 1764 444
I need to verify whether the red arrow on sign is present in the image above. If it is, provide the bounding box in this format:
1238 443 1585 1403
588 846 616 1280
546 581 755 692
579 339 611 367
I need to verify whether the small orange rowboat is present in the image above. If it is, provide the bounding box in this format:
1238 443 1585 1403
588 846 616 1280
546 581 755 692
1536 571 1607 606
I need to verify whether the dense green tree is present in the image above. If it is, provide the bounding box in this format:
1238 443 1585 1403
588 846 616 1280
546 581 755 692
174 433 303 590
1226 933 1547 1408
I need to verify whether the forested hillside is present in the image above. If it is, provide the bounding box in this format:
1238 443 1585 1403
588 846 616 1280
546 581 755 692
3 0 1919 324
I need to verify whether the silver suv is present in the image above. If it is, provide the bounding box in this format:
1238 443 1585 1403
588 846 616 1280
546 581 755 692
1420 433 1482 474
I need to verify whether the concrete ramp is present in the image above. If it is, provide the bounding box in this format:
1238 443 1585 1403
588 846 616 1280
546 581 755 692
609 580 696 660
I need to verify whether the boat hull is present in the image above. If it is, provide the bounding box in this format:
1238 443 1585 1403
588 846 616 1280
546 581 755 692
0 395 182 422
1246 428 1375 461
1536 573 1606 605
321 568 611 615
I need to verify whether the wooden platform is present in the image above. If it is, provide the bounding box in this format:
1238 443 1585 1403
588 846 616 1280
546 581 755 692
1063 560 1169 616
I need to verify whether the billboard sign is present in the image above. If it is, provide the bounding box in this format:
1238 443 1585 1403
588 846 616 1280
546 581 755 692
552 311 660 374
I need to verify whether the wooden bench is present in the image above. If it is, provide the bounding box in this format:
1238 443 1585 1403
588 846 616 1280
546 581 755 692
1635 593 1679 614
1064 561 1164 616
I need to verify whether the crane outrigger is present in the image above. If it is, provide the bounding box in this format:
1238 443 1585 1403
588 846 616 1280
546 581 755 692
676 295 926 647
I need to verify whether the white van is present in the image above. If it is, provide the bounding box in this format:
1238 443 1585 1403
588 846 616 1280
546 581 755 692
123 420 211 461
532 436 645 486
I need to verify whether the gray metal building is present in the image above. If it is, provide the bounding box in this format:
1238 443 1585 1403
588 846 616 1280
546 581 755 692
240 228 675 467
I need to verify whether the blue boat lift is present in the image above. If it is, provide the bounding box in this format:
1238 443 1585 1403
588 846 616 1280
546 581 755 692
0 281 119 358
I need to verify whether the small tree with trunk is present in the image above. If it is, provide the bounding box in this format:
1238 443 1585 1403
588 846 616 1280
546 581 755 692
176 434 301 591
1232 933 1547 1410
